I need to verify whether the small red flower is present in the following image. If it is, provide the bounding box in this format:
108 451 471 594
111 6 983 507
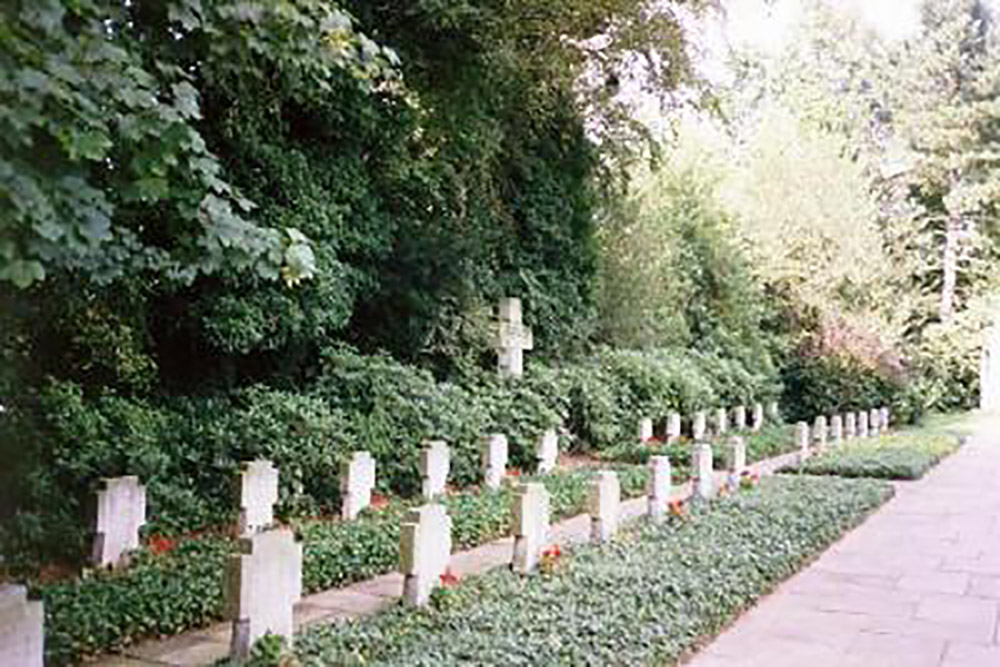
439 568 460 587
669 498 687 517
508 468 522 477
541 544 562 559
370 493 390 509
148 535 176 555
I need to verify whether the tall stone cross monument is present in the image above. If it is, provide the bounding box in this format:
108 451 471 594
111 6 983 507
493 297 534 378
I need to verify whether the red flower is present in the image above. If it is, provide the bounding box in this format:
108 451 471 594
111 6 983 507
541 544 562 559
370 493 389 509
669 498 687 517
508 468 522 477
439 568 460 587
148 535 176 555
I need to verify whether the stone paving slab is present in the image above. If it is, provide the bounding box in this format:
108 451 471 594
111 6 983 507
688 415 997 667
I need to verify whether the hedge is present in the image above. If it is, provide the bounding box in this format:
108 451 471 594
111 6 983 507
290 475 894 666
37 465 649 665
782 432 960 480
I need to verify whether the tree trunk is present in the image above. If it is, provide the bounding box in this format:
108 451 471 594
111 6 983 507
940 214 960 323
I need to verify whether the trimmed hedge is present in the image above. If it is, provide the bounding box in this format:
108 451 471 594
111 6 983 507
37 465 648 665
291 476 893 666
782 432 960 480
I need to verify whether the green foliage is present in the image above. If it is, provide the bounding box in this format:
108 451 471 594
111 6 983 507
784 432 960 480
292 476 893 666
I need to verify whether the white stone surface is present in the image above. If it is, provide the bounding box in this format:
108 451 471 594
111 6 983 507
638 417 654 442
227 528 302 660
830 415 843 446
714 407 728 435
420 441 450 500
845 412 857 439
732 405 747 430
694 443 714 499
92 475 146 568
647 456 672 523
480 434 509 489
238 460 279 535
796 422 810 461
857 410 870 438
751 403 764 431
812 415 828 451
400 504 452 606
536 429 558 474
729 436 747 474
0 586 43 667
588 471 621 543
767 401 780 420
869 408 881 437
511 482 550 574
692 411 707 440
880 406 891 431
493 297 534 378
339 451 376 520
666 412 682 442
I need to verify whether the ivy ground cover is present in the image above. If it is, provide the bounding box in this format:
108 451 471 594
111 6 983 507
37 466 648 665
783 432 960 480
293 475 893 666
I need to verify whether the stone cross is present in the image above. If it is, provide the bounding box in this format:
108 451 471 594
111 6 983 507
830 415 843 446
767 401 780 420
732 405 747 430
638 417 654 442
845 412 857 439
796 422 810 460
869 408 881 437
400 504 452 606
536 429 558 474
647 456 672 524
511 483 550 574
857 411 869 438
0 586 43 667
92 476 146 568
666 412 682 442
588 471 621 543
481 434 509 490
813 415 828 451
714 407 728 435
339 451 376 520
420 441 450 500
693 443 714 499
692 411 707 440
751 403 764 432
880 406 891 431
226 528 302 660
238 460 279 535
493 297 534 378
729 436 747 475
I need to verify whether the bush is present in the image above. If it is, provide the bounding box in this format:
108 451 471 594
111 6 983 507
292 476 893 666
783 432 960 480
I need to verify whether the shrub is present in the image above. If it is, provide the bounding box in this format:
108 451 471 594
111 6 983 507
783 432 960 480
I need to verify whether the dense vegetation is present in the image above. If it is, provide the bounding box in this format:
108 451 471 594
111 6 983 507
784 432 961 480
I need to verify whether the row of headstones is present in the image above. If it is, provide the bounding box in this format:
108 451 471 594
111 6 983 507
638 401 781 443
0 435 753 665
795 406 892 458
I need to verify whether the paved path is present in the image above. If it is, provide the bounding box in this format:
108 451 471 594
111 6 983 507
99 452 799 665
689 416 1000 667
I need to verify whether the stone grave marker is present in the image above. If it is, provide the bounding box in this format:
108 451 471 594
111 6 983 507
813 415 828 451
493 297 534 378
857 411 869 438
238 460 279 535
880 406 891 431
869 408 881 437
692 411 707 440
511 482 550 574
638 417 654 442
845 412 857 439
536 429 558 474
767 401 780 420
830 415 843 446
0 585 43 667
339 451 376 521
647 456 672 523
92 475 146 568
732 405 747 430
227 527 302 660
588 471 621 543
729 436 747 475
796 422 810 460
666 412 682 442
481 434 509 489
693 443 714 499
400 504 452 606
420 441 450 500
714 407 728 435
752 403 764 432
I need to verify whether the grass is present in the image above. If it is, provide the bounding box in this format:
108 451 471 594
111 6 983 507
782 431 960 480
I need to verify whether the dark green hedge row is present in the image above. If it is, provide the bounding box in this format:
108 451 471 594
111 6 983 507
291 475 894 666
37 465 649 665
782 432 960 480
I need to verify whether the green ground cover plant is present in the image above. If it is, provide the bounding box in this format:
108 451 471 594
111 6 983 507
783 432 960 480
36 465 648 665
290 475 893 666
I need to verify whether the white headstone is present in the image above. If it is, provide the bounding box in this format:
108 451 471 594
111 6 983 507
666 412 682 442
511 482 550 574
92 476 146 568
715 407 728 435
493 297 534 378
767 401 780 420
845 412 857 439
0 586 43 667
647 455 672 523
339 451 376 520
830 415 843 446
751 403 764 431
481 434 509 489
238 460 279 535
880 406 891 431
638 417 654 442
692 411 707 440
813 415 828 451
227 528 302 660
693 443 714 499
869 408 881 437
981 319 1000 410
729 436 747 474
420 441 450 500
732 405 747 430
857 411 869 438
796 422 810 460
400 504 452 606
588 471 621 542
536 429 558 474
